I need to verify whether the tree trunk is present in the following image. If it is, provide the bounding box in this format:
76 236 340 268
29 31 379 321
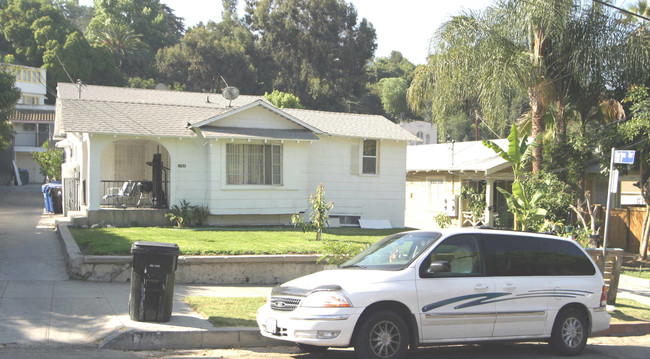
638 151 650 259
556 99 566 144
529 87 545 173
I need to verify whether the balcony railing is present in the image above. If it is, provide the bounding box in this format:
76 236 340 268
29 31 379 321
100 180 169 209
14 132 50 147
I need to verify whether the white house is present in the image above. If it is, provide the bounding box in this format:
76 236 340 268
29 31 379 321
399 120 437 146
405 139 514 230
54 83 419 227
0 63 53 185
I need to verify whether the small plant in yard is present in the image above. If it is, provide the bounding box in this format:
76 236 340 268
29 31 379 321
292 183 334 241
433 212 452 229
166 200 196 227
192 204 210 226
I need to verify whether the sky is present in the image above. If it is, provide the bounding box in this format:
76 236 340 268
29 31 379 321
79 0 637 65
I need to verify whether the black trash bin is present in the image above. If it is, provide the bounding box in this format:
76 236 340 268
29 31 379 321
129 241 181 322
51 186 63 214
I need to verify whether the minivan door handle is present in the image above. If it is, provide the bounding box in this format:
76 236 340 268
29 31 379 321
474 284 489 292
502 283 516 292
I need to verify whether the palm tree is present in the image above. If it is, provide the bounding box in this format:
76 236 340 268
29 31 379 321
408 0 646 172
92 22 147 73
627 0 650 23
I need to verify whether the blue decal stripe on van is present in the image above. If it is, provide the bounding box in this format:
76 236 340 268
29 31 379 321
422 289 595 312
422 293 509 312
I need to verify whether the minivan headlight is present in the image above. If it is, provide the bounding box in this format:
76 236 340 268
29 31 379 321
301 291 351 308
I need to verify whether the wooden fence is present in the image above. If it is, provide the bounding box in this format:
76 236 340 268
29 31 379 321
603 207 647 253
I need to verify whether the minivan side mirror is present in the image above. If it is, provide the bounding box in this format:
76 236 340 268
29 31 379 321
428 261 451 274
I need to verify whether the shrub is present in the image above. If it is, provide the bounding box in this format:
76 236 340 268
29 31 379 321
166 200 195 227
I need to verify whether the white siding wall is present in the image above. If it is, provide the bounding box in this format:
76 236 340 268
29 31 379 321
305 137 407 228
214 107 304 129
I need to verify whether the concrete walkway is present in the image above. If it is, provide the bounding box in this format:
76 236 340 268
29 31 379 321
0 184 649 350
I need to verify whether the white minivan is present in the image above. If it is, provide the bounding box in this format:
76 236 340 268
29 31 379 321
257 229 610 359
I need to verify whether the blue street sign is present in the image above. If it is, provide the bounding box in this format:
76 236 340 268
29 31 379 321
614 150 636 164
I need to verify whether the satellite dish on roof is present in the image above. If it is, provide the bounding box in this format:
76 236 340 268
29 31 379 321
222 86 240 102
155 83 167 91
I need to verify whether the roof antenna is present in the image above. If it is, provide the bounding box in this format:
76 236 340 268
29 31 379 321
76 79 83 99
220 76 239 107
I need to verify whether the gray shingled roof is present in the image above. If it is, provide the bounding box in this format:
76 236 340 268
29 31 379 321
283 108 418 141
56 83 419 141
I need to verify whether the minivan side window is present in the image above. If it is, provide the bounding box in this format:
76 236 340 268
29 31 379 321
483 234 596 276
419 235 482 278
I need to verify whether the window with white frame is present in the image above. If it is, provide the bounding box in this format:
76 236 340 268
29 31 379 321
226 143 282 185
362 139 378 174
428 178 445 211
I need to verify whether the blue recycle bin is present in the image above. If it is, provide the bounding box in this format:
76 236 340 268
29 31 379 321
41 181 62 213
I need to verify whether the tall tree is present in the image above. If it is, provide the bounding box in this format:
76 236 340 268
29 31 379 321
378 77 408 121
88 0 184 77
0 0 119 99
409 0 581 171
92 21 147 75
245 0 376 111
0 69 20 152
53 0 94 31
622 86 650 259
156 21 258 93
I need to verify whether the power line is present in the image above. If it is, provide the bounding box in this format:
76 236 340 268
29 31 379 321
593 0 650 22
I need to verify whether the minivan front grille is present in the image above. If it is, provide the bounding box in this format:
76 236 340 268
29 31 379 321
270 297 301 312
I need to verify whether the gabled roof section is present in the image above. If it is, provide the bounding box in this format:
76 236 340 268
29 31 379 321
407 139 511 175
192 99 325 135
283 108 419 142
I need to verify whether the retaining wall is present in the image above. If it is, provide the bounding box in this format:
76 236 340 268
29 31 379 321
56 220 327 284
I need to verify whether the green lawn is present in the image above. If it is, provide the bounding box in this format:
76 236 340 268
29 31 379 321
186 296 650 328
184 297 267 327
69 227 406 255
611 298 650 322
621 265 650 280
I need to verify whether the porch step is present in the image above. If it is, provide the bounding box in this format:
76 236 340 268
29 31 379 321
68 212 89 227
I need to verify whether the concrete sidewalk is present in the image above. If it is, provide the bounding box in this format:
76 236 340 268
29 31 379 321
0 279 275 349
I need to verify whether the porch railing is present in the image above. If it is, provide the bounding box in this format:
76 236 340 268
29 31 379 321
100 180 169 209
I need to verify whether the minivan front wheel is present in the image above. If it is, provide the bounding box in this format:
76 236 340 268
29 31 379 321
550 308 588 356
354 310 409 359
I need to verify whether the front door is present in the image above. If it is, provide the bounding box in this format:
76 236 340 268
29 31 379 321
416 234 496 341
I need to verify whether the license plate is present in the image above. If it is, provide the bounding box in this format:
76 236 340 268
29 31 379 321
265 318 277 334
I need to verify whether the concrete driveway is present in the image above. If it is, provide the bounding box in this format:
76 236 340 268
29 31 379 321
0 184 68 281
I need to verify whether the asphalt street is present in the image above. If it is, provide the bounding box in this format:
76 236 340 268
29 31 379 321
1 336 650 359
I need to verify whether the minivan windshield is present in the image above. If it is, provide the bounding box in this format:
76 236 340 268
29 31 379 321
341 231 441 271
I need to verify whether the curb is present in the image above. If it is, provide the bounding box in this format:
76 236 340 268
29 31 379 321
100 321 650 351
99 328 290 350
595 322 650 337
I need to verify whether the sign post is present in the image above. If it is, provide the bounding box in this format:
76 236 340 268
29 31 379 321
602 149 636 275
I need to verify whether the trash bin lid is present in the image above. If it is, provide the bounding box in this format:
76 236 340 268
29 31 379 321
131 241 181 255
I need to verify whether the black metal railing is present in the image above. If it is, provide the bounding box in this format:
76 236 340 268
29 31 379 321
100 180 169 209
